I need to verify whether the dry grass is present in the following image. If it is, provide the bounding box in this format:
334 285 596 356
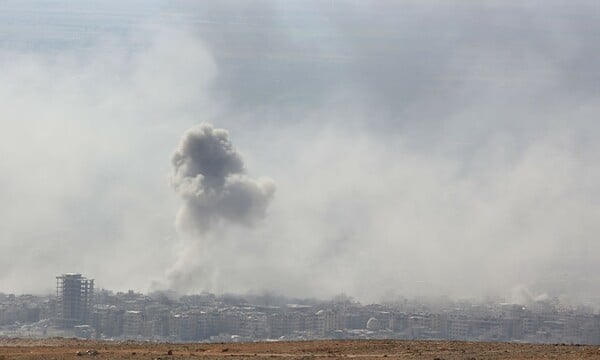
1 338 600 359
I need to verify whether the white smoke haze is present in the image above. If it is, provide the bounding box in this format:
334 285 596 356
1 1 599 304
0 24 218 293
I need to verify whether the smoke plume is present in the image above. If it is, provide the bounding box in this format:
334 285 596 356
171 123 275 234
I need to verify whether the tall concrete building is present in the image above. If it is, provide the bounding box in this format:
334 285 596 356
55 273 94 328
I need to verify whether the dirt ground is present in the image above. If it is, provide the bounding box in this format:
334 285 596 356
1 338 600 360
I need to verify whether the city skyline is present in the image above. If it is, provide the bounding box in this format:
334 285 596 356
2 272 600 345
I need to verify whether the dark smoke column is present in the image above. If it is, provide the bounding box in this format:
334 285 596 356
171 123 275 234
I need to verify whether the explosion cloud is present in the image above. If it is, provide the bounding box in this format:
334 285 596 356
171 123 276 234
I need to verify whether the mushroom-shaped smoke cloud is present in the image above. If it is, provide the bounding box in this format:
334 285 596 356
171 124 275 234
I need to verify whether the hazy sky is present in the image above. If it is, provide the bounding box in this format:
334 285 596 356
0 0 599 304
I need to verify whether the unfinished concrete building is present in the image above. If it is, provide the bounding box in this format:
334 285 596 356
56 273 94 328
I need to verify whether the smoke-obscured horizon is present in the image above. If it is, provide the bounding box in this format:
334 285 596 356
1 0 599 304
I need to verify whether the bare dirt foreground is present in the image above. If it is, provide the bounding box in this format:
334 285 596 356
2 338 600 360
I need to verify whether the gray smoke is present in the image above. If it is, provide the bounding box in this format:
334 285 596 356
171 123 275 234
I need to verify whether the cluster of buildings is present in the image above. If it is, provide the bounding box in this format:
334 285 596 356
1 273 600 345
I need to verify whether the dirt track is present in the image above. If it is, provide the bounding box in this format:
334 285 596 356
1 338 600 360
